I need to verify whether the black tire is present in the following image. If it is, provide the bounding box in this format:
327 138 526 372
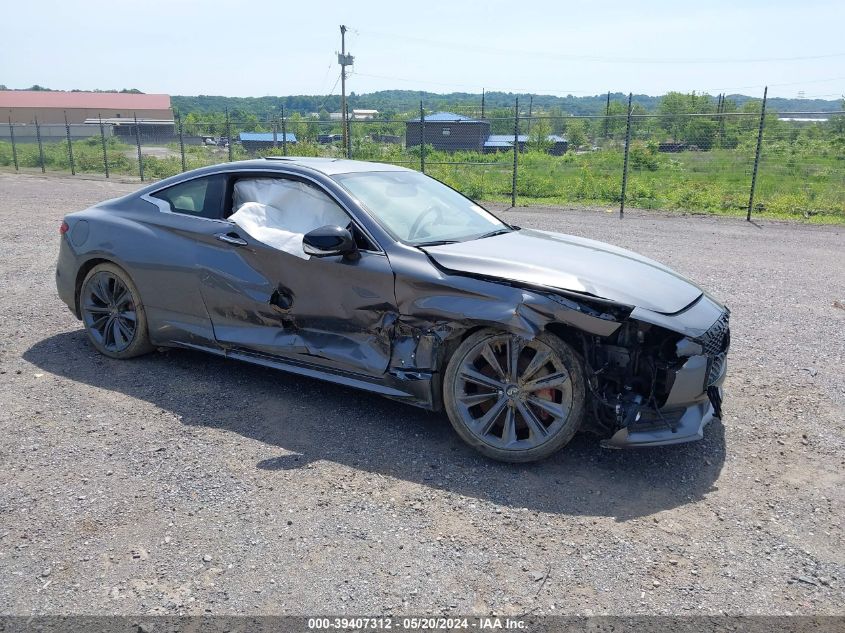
443 328 585 463
79 262 153 359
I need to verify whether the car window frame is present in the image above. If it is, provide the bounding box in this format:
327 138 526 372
147 174 227 221
223 171 384 255
142 167 388 255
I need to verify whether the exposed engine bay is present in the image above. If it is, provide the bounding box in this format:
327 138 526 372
579 312 730 444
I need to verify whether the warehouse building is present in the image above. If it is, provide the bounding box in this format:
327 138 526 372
0 90 173 125
1 90 175 143
406 112 567 155
238 132 297 152
484 134 568 155
406 112 491 152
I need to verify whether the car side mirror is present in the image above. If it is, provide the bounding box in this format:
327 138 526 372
303 225 360 260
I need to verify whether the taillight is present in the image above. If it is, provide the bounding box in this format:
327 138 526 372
59 221 69 235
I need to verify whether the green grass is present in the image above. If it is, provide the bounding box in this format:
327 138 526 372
1 137 842 223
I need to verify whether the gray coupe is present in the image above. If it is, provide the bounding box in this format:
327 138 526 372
56 158 729 462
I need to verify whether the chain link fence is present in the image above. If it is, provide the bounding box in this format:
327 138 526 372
1 97 843 221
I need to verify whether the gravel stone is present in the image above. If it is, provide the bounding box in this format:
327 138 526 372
0 172 843 616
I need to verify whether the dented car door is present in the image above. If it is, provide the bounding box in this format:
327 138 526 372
196 180 397 377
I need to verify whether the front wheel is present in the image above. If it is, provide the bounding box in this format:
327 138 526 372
443 329 585 463
79 262 153 359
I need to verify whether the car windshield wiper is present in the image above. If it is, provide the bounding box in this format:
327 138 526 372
415 239 461 247
474 228 514 240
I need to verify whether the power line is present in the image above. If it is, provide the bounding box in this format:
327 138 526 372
316 73 342 111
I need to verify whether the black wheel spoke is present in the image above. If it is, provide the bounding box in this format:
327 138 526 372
84 303 111 314
473 396 508 435
102 316 116 348
112 286 130 308
480 343 506 380
458 391 498 406
502 407 517 445
521 348 551 383
506 336 520 382
91 276 111 304
112 318 127 348
516 400 549 439
90 313 110 329
459 367 505 391
115 317 133 343
523 371 570 392
527 395 566 419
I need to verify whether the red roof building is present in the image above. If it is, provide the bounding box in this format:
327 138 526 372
0 91 172 124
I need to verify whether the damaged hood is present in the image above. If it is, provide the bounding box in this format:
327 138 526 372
422 229 703 314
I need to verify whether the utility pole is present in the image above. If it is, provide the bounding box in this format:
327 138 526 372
481 88 485 119
338 25 354 157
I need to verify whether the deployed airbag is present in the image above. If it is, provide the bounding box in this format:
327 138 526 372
230 202 308 258
230 178 350 259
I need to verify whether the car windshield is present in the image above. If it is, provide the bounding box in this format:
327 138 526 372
332 170 511 246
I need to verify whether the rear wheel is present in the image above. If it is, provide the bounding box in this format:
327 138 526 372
443 329 585 462
79 263 153 359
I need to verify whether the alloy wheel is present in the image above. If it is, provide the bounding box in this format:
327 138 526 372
452 334 574 451
81 271 138 354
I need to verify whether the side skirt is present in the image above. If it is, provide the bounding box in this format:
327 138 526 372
171 341 437 410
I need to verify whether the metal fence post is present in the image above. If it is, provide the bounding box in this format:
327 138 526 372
281 106 288 156
511 97 519 208
619 93 633 218
8 117 19 171
35 116 45 173
225 108 233 162
605 91 611 139
345 103 352 159
419 102 425 173
99 114 109 178
177 113 186 172
747 86 768 221
134 113 144 181
527 95 533 136
64 111 75 175
272 116 278 149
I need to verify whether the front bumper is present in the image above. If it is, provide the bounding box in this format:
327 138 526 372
601 397 717 448
601 352 727 449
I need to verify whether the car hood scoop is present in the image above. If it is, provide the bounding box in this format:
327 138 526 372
422 229 703 314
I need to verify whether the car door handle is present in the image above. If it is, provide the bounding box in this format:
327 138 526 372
216 232 247 246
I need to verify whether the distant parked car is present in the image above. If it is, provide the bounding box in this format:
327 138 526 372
55 158 729 462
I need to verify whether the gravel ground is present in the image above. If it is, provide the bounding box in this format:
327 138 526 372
0 171 843 617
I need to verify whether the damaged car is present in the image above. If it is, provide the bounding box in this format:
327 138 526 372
56 158 729 462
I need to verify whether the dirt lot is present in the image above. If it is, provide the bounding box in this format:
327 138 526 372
0 171 843 616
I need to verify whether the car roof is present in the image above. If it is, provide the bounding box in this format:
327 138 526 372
132 157 414 198
258 157 412 176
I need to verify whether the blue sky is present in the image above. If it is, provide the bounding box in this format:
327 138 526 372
2 0 843 99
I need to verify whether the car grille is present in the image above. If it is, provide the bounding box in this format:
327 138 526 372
631 407 687 433
698 311 730 387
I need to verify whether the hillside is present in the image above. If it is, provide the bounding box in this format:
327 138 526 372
171 90 842 117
